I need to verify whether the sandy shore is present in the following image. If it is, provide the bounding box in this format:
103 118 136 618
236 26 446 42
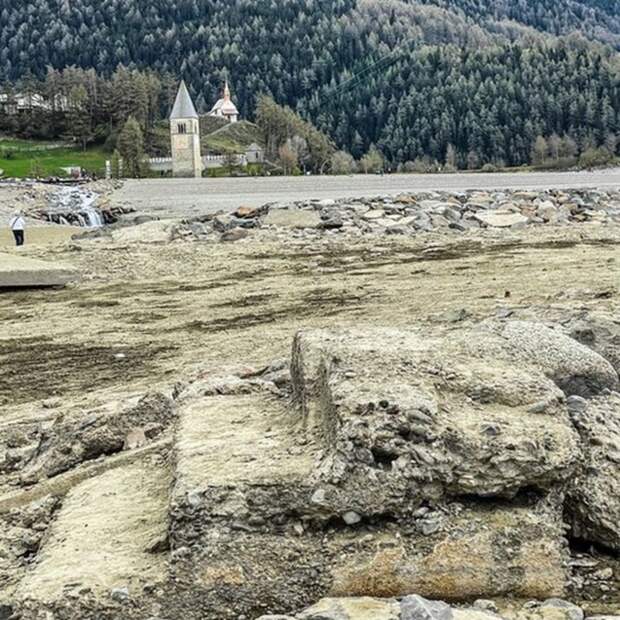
0 226 76 249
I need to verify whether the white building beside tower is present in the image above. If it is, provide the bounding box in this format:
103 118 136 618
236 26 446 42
208 81 239 123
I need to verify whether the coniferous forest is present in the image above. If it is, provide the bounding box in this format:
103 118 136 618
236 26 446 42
1 0 620 168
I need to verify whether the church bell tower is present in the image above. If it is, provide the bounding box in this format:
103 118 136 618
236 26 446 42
170 81 202 178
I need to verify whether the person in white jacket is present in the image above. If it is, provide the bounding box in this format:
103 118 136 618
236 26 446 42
9 210 25 246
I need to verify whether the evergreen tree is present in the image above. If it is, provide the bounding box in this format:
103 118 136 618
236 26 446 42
117 117 145 178
1 1 620 168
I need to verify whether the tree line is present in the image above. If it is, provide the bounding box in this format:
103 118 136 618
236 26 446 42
1 0 619 169
0 66 178 152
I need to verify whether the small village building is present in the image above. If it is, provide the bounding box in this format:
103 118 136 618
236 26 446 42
0 92 69 115
208 81 239 123
245 143 264 164
170 81 203 178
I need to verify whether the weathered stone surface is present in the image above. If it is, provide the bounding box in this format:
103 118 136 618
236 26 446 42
327 501 566 601
1 393 174 487
567 392 620 551
155 323 604 618
538 599 584 620
455 321 619 398
453 611 501 620
298 597 400 619
473 210 529 228
220 227 249 241
567 313 620 375
292 324 583 509
170 392 316 540
16 458 170 602
0 252 78 288
111 220 175 243
264 208 322 228
401 595 453 620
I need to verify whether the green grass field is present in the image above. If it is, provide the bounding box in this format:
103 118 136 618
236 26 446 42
204 120 263 153
0 137 107 178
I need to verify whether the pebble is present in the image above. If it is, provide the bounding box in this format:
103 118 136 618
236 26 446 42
342 510 362 525
110 587 129 603
592 567 614 580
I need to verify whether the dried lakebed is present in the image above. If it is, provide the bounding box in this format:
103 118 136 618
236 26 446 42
0 188 619 619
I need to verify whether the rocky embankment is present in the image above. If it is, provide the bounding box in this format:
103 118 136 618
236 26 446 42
104 187 620 245
181 188 620 241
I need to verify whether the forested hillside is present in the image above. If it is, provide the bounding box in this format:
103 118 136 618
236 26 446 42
420 0 620 48
1 0 620 168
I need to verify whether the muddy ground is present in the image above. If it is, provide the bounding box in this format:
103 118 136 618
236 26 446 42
0 217 619 615
1 223 617 421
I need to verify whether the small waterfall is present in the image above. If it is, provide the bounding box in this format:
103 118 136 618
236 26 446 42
82 205 104 228
47 186 105 228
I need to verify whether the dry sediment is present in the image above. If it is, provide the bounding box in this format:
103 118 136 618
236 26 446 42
0 188 618 619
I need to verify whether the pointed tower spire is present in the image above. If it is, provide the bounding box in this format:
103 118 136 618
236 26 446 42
224 80 231 101
170 80 198 120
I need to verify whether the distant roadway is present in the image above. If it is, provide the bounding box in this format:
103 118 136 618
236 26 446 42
111 169 620 218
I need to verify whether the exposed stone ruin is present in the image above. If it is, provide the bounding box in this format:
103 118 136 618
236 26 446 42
1 317 619 619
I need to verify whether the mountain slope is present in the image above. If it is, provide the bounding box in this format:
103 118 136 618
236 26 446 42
1 0 619 167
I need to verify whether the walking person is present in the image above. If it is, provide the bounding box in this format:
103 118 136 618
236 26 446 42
9 210 25 247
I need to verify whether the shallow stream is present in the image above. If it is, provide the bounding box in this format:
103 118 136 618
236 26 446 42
45 186 104 227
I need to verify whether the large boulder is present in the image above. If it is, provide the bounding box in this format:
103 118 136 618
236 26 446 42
567 391 620 551
451 321 619 398
291 324 583 512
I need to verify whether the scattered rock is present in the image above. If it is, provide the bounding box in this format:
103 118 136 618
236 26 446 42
342 511 362 525
299 597 400 619
474 210 529 228
111 220 174 244
539 599 584 620
264 208 322 229
235 206 261 218
221 227 249 242
400 595 453 620
110 587 129 603
123 427 147 451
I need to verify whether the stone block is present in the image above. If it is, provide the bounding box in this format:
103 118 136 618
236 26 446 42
264 208 322 229
0 252 78 288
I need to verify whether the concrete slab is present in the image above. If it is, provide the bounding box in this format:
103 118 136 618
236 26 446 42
173 391 314 488
171 392 317 542
0 252 78 287
17 459 170 601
